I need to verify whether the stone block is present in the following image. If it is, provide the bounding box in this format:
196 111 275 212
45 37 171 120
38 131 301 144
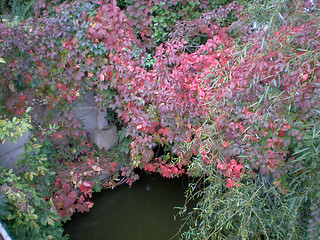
89 125 118 151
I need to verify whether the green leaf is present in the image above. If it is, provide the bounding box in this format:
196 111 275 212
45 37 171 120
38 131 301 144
40 216 46 225
26 107 32 113
47 216 55 226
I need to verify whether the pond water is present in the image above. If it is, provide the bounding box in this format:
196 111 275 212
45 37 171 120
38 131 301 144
63 171 193 240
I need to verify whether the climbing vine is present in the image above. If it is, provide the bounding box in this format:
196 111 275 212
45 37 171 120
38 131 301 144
0 0 319 239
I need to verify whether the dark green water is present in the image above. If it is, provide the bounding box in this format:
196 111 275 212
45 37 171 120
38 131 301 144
63 171 192 240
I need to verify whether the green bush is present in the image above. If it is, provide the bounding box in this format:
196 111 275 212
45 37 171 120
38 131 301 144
0 118 65 239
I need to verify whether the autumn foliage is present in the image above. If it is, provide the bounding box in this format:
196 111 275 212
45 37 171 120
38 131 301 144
1 0 320 238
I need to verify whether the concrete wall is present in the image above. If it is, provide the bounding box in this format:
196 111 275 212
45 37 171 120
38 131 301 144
73 91 118 150
0 91 118 169
0 131 31 169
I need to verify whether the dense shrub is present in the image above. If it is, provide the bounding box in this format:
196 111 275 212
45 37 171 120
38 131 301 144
0 118 66 239
0 0 319 238
178 1 320 238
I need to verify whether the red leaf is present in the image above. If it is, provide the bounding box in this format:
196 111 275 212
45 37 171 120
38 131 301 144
67 94 73 103
68 191 78 199
62 84 67 91
79 181 94 197
226 178 240 188
18 95 26 101
267 139 274 148
145 163 156 172
221 140 229 148
171 166 178 175
62 183 71 194
53 132 63 139
111 162 117 167
81 11 87 20
278 130 285 137
158 127 170 137
282 124 291 131
55 178 61 187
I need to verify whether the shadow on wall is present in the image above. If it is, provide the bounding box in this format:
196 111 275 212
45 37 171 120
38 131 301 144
0 131 31 169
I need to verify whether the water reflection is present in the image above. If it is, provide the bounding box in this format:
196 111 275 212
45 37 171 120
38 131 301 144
64 171 191 240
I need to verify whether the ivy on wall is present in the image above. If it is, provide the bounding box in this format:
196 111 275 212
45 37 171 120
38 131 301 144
0 0 319 238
